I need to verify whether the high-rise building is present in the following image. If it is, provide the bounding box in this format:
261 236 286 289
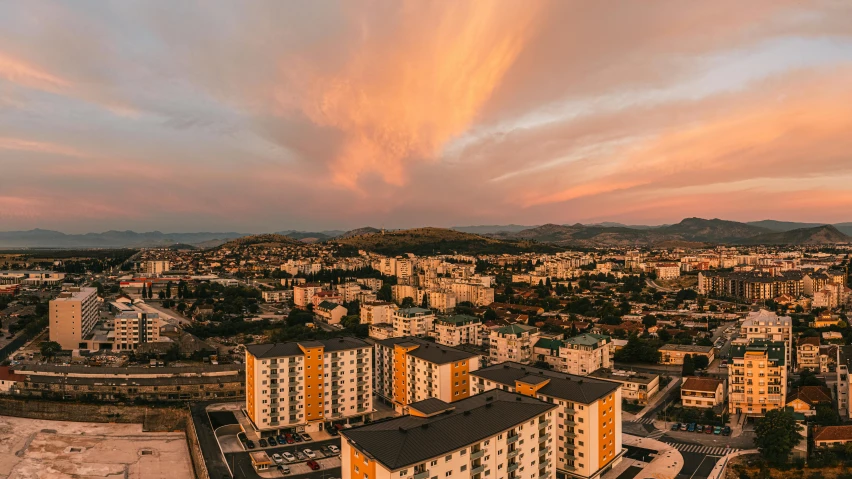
49 287 99 350
738 310 793 368
471 362 624 479
728 340 787 417
341 390 557 479
374 336 480 413
245 338 373 433
113 309 161 351
143 260 171 275
392 307 435 337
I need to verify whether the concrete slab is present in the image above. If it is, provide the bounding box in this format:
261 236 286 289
0 415 194 479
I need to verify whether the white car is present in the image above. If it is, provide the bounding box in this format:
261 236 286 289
272 453 283 464
282 452 296 462
303 449 316 458
328 445 340 455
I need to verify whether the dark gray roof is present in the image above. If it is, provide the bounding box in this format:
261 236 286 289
729 340 786 366
376 337 478 364
11 363 243 376
471 362 619 404
246 337 370 358
342 390 555 470
408 398 453 416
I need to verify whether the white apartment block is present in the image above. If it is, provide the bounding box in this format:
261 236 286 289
654 263 680 280
49 287 99 350
391 284 425 304
341 390 557 479
393 307 435 337
144 260 171 275
356 277 383 292
374 257 414 280
374 336 480 413
112 309 161 351
435 314 483 347
280 260 322 276
293 284 323 309
336 282 365 303
245 338 373 433
559 334 612 376
490 324 540 364
427 290 457 312
739 309 793 368
472 362 624 479
359 301 397 325
449 282 496 306
262 290 292 303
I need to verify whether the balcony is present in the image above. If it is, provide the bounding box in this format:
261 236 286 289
507 463 519 473
565 408 576 414
565 431 577 439
470 449 485 460
413 471 429 479
470 465 486 475
564 419 576 427
507 433 520 444
539 433 551 443
507 449 519 459
538 419 550 428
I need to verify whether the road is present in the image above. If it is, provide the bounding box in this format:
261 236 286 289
137 300 193 326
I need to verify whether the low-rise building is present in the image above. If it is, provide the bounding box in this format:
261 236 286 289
658 344 715 366
472 362 624 479
814 425 852 448
340 390 557 479
374 336 480 413
359 301 397 325
589 369 660 405
368 323 395 340
680 376 724 408
262 290 292 303
559 334 612 376
392 307 435 338
315 301 347 325
489 324 540 364
533 337 564 370
796 337 820 371
786 386 833 416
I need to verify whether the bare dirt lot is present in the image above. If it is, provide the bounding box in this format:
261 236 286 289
0 415 194 479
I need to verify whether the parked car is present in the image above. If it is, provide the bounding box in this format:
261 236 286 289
705 426 714 434
307 460 321 471
722 426 732 436
272 453 283 464
282 452 296 462
301 433 312 442
680 423 688 431
267 437 277 446
246 440 256 449
292 433 303 443
295 452 306 461
328 445 340 455
277 435 287 444
277 465 290 475
284 433 295 444
714 426 722 435
696 425 704 433
670 423 680 431
303 449 316 458
259 439 268 448
687 423 696 432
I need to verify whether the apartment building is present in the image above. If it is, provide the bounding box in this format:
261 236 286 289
739 309 793 368
472 362 624 479
293 284 323 308
143 260 171 275
697 271 804 300
374 336 480 413
434 314 482 347
262 290 292 303
393 307 435 337
559 334 612 376
588 369 659 405
728 341 787 417
112 309 161 351
359 301 397 325
245 338 373 433
427 290 457 312
680 377 724 408
449 282 496 307
315 301 347 325
490 324 540 364
797 337 820 371
654 263 680 280
341 390 557 479
49 287 99 350
658 344 715 366
391 284 425 304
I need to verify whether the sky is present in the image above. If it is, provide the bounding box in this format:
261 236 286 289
1 1 852 233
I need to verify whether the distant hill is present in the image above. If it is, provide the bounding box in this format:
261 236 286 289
654 217 770 242
218 234 305 249
276 231 333 243
739 225 851 245
337 227 382 239
0 229 245 248
452 224 539 234
330 227 561 255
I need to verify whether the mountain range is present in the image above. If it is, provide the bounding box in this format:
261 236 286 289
1 218 850 248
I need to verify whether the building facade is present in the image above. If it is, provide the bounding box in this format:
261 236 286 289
434 314 483 347
489 324 540 364
559 334 612 376
393 307 435 338
245 338 373 433
739 309 793 368
49 287 99 350
680 376 724 408
728 341 787 417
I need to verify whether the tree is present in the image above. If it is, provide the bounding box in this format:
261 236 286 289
166 281 173 299
40 341 62 359
614 335 661 364
754 409 803 465
642 315 657 327
147 283 154 299
400 297 415 308
682 354 696 376
814 404 841 426
377 284 392 302
693 355 710 370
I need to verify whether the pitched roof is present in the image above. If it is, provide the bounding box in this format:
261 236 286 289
471 361 619 404
533 338 563 351
245 337 370 358
341 390 556 470
798 336 820 347
376 336 478 364
408 398 453 417
436 314 481 326
494 324 537 336
786 386 832 407
814 425 852 443
564 333 610 347
681 376 723 392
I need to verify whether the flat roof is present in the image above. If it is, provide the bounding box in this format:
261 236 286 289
471 362 619 404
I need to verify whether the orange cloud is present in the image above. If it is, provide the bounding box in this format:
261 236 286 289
0 51 68 91
0 137 87 158
283 1 543 189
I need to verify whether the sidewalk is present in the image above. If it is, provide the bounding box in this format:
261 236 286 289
603 434 683 479
706 449 758 479
633 376 681 421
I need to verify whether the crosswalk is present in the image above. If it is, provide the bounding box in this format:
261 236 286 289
631 417 656 425
646 429 666 440
663 442 740 456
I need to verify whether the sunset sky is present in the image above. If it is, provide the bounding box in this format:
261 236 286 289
2 1 852 233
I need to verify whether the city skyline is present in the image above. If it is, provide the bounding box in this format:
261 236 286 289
2 1 852 233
